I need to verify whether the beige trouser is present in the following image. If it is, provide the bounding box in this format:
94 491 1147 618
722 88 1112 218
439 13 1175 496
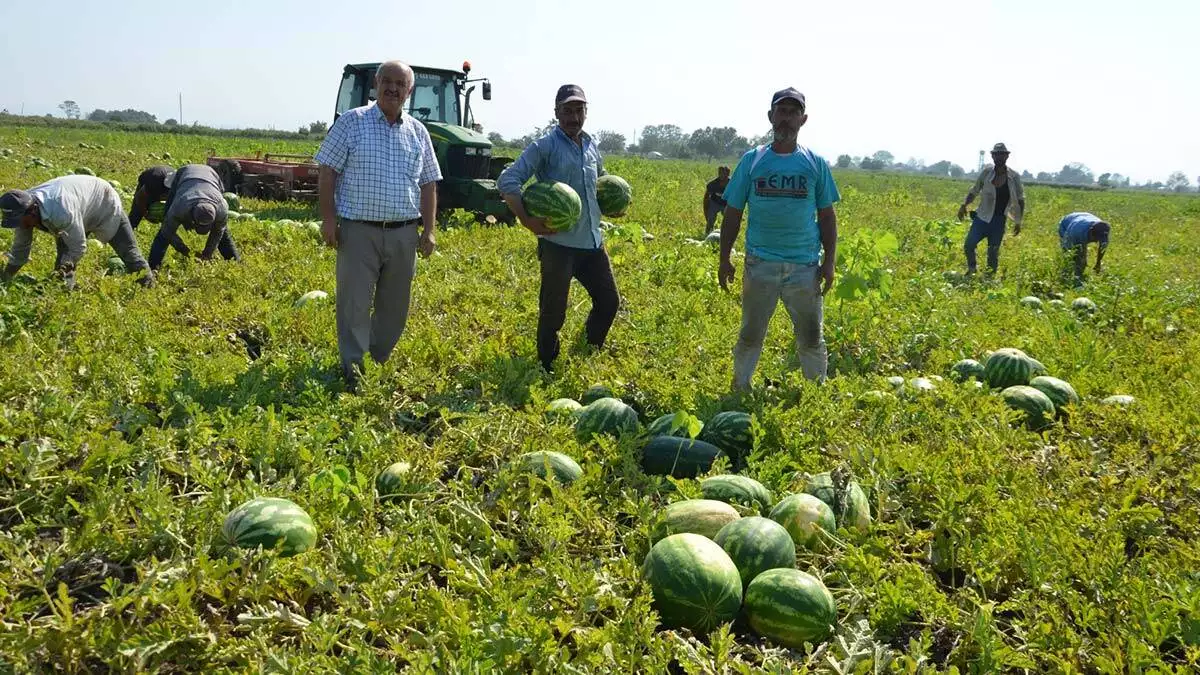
336 219 419 375
732 254 828 390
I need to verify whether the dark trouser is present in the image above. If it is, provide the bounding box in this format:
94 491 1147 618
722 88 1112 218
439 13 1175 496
964 214 1006 273
705 202 724 235
215 229 241 261
537 239 620 371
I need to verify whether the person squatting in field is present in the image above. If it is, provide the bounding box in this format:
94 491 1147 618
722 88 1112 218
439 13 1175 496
498 83 621 374
314 60 441 392
704 166 731 235
1057 211 1109 285
0 175 154 288
957 142 1026 275
719 87 840 390
146 164 242 270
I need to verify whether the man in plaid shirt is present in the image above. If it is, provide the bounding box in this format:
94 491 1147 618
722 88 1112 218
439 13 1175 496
315 60 442 391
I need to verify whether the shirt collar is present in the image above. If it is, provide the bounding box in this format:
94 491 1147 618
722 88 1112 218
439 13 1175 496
370 101 405 125
554 125 591 148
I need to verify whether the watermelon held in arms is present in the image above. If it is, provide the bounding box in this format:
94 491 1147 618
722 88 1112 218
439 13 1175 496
700 475 773 514
743 568 838 648
1001 385 1057 429
697 411 754 466
574 397 640 442
642 533 743 635
650 499 741 543
769 493 836 550
984 347 1041 389
595 174 632 216
641 436 724 478
516 450 583 485
523 181 582 232
146 202 167 224
713 516 796 588
221 497 317 557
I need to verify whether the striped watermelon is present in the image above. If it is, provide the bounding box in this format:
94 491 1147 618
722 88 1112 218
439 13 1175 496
642 533 743 635
800 472 871 531
222 191 241 211
769 494 836 550
74 166 95 176
1072 297 1097 314
517 451 582 485
984 348 1040 389
146 202 167 224
376 461 418 501
596 174 632 216
641 436 723 478
574 397 640 442
651 499 741 543
106 255 127 275
544 398 583 420
950 359 985 382
885 375 906 390
1020 296 1043 309
523 181 582 232
701 475 773 514
580 385 615 405
1029 376 1080 410
698 411 753 465
744 569 837 648
1001 385 1056 429
221 497 316 557
713 517 796 588
646 412 702 439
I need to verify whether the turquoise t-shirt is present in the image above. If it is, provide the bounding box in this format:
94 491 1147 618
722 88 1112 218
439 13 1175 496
723 145 840 264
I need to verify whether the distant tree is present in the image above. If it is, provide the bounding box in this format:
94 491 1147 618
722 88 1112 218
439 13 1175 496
871 150 895 167
901 157 925 172
749 130 774 147
860 156 885 171
1165 171 1191 192
164 118 179 126
487 131 505 145
1036 171 1056 182
640 124 685 156
1021 170 1034 180
1056 162 1093 184
58 100 81 119
88 108 158 124
307 120 328 134
625 144 641 155
925 160 952 176
595 130 627 154
686 126 747 158
835 154 852 168
949 164 966 179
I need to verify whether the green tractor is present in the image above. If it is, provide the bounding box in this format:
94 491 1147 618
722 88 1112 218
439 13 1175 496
334 61 513 221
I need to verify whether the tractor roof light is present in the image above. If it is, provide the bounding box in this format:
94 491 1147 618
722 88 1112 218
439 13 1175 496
462 60 472 75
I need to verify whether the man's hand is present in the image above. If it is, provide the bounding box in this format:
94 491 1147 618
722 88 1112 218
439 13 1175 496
1094 262 1102 274
321 219 339 248
1012 223 1022 236
956 204 968 221
820 259 836 295
196 251 213 261
418 230 436 258
522 215 555 237
719 257 736 291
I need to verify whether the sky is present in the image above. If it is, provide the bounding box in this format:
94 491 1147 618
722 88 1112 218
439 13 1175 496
2 0 1197 184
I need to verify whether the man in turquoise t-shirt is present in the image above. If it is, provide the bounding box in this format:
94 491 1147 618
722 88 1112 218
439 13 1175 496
719 87 840 390
1058 211 1110 285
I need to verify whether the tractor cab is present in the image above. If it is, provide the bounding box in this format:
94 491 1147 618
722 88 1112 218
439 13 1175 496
334 62 512 220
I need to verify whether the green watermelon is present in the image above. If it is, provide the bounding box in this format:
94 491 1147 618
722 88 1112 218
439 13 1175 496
701 475 772 514
544 398 583 421
1001 385 1056 429
595 174 632 216
651 499 741 543
646 412 702 439
743 568 837 648
642 533 743 635
517 451 582 484
984 348 1040 389
1071 297 1097 314
294 290 328 307
107 179 122 191
581 384 615 405
1102 394 1135 406
106 255 127 275
74 166 95 176
951 359 986 382
221 497 316 557
146 202 167 224
1029 376 1080 410
222 191 241 211
799 472 871 531
698 411 753 465
523 181 582 232
574 397 640 442
641 436 723 478
713 517 796 588
1020 296 1044 309
376 461 425 501
1048 299 1066 309
769 494 836 550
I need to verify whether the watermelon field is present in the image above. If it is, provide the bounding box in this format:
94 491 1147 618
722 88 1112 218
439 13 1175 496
1 123 1199 672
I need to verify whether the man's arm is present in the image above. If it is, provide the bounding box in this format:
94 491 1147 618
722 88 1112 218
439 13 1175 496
418 182 437 258
318 166 340 248
314 114 353 249
1094 243 1106 271
817 207 838 295
147 209 183 270
958 170 987 220
57 216 88 273
2 227 34 279
498 140 553 236
718 206 743 291
129 186 150 229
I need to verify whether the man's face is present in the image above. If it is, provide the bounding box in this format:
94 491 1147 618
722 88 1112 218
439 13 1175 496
375 66 413 117
768 100 807 140
556 101 587 137
992 151 1009 167
718 168 730 182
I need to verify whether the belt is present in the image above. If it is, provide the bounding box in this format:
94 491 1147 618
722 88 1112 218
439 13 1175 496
357 218 420 229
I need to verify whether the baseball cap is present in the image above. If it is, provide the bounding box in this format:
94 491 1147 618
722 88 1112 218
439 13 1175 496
138 165 174 193
771 87 806 110
191 202 217 227
1 189 34 228
992 142 1010 153
555 84 587 105
1092 220 1110 245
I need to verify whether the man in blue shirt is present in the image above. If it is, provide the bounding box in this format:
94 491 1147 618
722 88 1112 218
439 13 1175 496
498 84 620 373
1058 211 1109 284
720 87 840 390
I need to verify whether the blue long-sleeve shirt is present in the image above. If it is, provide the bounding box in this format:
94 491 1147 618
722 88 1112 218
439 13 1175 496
497 127 606 250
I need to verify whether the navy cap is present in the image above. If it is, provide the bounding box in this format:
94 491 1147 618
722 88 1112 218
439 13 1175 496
1092 220 1110 245
1 189 34 228
771 87 806 110
555 84 587 105
138 165 173 193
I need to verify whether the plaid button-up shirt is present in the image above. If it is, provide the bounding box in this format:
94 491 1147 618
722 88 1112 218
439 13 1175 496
315 103 442 222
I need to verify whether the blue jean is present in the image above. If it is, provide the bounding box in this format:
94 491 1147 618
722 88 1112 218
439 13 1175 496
733 255 827 389
964 214 1006 272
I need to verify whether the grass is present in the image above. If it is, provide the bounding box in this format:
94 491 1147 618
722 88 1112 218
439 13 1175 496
0 123 1198 672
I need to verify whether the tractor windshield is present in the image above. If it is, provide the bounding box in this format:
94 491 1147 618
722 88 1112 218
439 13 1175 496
408 71 460 126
